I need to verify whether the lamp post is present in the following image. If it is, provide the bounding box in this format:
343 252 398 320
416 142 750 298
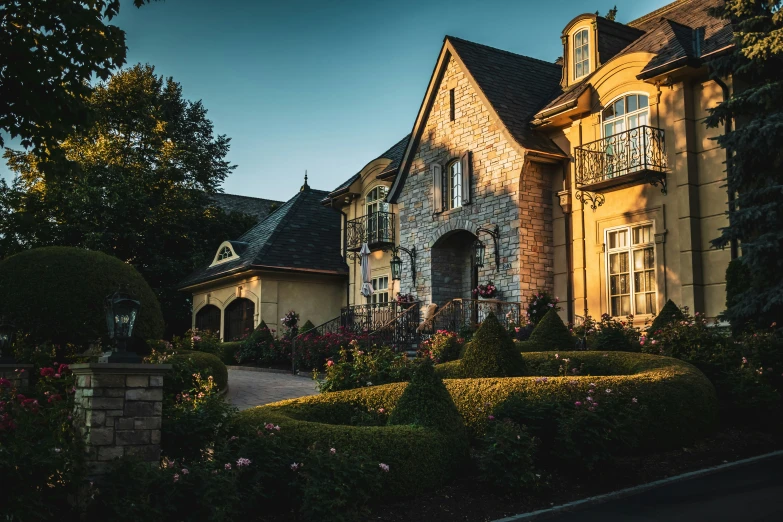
100 289 142 363
390 246 416 286
0 317 15 364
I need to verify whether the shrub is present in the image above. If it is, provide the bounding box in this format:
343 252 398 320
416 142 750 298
520 309 576 352
583 314 641 352
147 349 228 395
294 327 359 372
300 320 316 333
219 342 242 365
525 291 561 326
474 419 538 491
317 342 417 392
237 321 281 364
419 330 463 363
173 328 222 356
0 246 164 351
460 313 525 378
647 299 685 335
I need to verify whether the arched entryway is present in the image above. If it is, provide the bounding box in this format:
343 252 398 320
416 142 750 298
223 298 255 341
195 304 221 336
431 229 477 306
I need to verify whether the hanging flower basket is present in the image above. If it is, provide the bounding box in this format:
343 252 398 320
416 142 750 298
472 281 498 300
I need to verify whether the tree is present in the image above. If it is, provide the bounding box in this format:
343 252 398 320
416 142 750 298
705 0 783 328
0 64 256 335
595 6 618 21
0 0 157 151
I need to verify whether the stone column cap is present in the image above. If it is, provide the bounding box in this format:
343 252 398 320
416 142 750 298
69 363 172 375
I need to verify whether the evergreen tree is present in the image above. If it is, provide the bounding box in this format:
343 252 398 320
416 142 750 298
705 0 783 327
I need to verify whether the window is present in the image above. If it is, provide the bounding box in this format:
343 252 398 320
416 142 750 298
365 186 389 243
217 246 233 261
449 88 455 121
446 160 462 210
195 304 221 335
602 94 651 177
366 186 389 215
606 224 656 317
371 275 389 304
574 28 590 79
602 94 649 137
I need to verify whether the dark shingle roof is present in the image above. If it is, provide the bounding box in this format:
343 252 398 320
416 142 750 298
211 193 283 222
326 134 410 200
180 186 347 288
447 36 565 156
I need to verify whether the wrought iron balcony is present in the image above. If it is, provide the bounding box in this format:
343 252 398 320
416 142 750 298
575 125 668 194
346 211 395 252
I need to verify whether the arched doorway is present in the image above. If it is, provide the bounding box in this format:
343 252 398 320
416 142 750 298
431 230 477 306
195 304 221 336
223 298 255 341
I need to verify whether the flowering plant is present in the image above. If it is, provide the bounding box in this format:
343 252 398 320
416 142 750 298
525 291 560 325
395 292 416 304
418 330 463 363
281 310 300 331
472 280 498 299
317 340 417 392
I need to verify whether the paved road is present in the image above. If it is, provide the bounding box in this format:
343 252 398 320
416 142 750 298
539 454 783 522
226 369 319 410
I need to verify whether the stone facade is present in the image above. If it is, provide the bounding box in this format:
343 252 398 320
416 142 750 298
397 56 554 306
71 363 170 476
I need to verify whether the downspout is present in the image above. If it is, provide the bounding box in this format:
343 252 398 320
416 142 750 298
712 75 738 260
330 198 351 306
562 161 574 325
578 120 589 319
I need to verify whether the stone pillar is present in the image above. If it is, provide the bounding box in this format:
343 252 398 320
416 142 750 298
70 363 171 476
0 364 33 390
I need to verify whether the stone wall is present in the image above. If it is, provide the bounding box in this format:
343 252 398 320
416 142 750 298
71 363 170 475
397 55 554 305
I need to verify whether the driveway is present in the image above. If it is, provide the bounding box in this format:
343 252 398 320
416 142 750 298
226 368 319 410
528 454 783 522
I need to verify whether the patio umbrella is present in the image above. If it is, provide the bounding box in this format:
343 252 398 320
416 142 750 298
360 243 374 299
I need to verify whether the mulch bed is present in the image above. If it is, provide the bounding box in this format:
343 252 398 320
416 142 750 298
266 423 782 521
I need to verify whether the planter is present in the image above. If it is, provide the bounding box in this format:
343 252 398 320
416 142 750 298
478 295 499 301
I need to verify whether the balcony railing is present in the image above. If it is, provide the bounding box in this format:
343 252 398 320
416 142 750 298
575 125 668 193
346 211 395 252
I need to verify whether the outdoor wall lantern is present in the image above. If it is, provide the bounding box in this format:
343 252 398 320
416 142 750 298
390 246 417 286
473 225 500 270
100 288 142 363
0 317 16 363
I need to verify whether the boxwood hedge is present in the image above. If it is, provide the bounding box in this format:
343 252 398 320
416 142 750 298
234 351 717 494
166 350 228 394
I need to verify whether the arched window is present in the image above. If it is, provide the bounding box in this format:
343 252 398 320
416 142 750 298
223 298 254 341
365 186 390 244
602 94 649 137
602 94 651 176
447 160 462 210
574 28 590 79
195 305 221 335
217 246 233 261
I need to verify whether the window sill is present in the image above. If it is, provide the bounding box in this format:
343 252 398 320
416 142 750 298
434 206 464 219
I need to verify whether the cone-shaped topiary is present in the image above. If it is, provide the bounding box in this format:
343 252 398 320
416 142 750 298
388 358 465 436
299 320 316 333
459 313 525 377
523 309 575 352
648 300 684 335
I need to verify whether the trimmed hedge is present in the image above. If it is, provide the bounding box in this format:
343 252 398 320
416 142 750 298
0 246 164 347
166 350 228 394
459 313 524 377
219 342 242 365
519 309 576 352
648 299 685 334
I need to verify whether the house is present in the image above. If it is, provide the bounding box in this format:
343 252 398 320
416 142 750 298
384 0 733 326
179 180 348 340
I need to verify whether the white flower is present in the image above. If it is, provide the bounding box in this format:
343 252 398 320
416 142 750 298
379 463 390 472
330 448 336 455
605 389 612 394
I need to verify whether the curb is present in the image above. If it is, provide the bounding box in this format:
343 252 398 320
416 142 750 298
492 449 783 521
226 365 316 380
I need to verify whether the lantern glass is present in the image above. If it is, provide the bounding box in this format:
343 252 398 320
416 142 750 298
105 291 141 342
473 240 486 268
390 254 402 281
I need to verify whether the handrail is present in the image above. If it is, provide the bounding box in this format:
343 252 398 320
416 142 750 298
366 302 420 351
418 298 522 338
291 315 343 374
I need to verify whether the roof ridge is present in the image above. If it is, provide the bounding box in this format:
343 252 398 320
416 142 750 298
627 0 693 28
445 35 560 69
214 192 282 202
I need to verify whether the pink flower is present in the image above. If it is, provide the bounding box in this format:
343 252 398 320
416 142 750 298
229 436 238 441
554 354 559 359
182 468 189 475
379 463 390 472
488 415 495 421
225 463 231 470
330 448 336 455
326 360 334 367
632 398 638 404
0 378 11 388
291 462 300 471
575 401 582 407
378 408 385 414
236 458 251 467
40 368 55 378
173 473 180 483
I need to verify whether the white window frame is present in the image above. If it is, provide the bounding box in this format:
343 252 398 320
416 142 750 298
446 160 462 210
365 185 389 216
371 274 390 304
600 93 650 138
209 241 240 267
573 27 590 80
605 222 657 318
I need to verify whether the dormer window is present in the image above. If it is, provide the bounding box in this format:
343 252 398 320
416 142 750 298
217 246 233 261
574 28 590 79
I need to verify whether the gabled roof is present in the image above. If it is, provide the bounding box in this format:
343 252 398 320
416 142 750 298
180 185 347 288
211 193 283 222
388 36 566 203
324 134 410 202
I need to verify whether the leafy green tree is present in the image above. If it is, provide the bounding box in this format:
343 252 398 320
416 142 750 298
0 0 158 151
706 0 783 328
0 64 255 335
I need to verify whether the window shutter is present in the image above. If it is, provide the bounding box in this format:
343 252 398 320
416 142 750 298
432 164 443 213
461 151 472 205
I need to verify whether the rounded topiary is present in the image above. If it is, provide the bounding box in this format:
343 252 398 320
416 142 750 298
521 309 575 352
388 358 465 436
167 350 228 394
459 313 525 377
648 299 684 335
0 247 164 347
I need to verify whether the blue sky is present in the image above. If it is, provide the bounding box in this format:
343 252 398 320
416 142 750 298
1 0 671 202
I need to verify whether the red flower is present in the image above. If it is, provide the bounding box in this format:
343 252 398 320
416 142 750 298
40 367 55 378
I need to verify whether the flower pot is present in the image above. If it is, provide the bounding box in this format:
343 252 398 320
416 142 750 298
478 295 499 301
